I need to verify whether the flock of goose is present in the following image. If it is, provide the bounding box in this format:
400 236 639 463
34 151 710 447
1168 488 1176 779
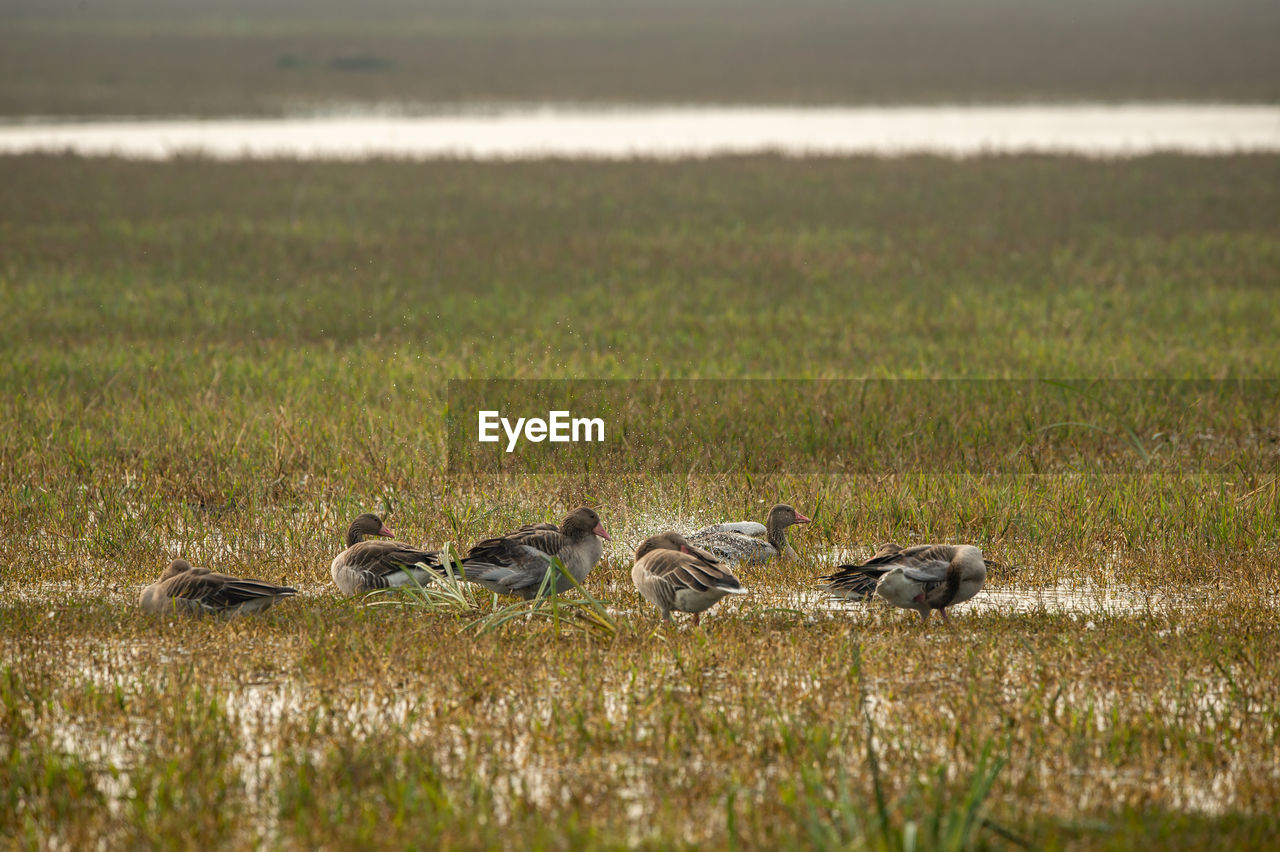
140 503 994 625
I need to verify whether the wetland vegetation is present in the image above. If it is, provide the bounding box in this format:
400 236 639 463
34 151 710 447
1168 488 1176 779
1 151 1278 847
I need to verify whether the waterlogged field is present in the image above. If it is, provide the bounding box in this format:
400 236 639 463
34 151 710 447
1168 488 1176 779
2 154 1280 848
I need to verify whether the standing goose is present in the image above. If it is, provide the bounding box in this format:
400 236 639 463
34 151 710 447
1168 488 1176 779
460 507 611 599
330 513 445 595
688 503 811 565
140 559 297 616
822 544 991 621
631 531 747 626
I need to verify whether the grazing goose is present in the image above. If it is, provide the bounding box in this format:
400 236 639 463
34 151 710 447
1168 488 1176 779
631 531 747 626
822 543 991 621
688 503 810 564
140 559 297 616
460 507 611 599
330 513 445 595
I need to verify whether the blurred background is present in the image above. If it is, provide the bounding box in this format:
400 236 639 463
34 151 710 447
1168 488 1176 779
2 0 1277 116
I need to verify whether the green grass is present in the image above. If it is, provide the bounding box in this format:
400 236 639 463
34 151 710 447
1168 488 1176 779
1 152 1279 848
1 0 1278 116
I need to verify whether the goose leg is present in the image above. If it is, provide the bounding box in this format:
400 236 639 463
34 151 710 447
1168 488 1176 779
692 612 701 627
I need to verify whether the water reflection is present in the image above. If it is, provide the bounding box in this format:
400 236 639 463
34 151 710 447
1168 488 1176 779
1 104 1276 160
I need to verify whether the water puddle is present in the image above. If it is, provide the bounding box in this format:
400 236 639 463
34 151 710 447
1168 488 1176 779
2 104 1277 160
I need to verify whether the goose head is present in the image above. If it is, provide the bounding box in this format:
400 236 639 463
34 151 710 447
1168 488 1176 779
634 531 693 560
561 507 612 542
764 503 810 551
346 513 394 547
160 558 194 580
767 504 811 529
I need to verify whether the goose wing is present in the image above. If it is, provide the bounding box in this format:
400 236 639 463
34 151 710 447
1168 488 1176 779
344 540 444 580
634 549 743 611
688 530 775 563
822 542 912 598
163 570 297 612
643 548 743 592
690 521 767 539
464 527 570 568
886 544 960 586
462 527 577 592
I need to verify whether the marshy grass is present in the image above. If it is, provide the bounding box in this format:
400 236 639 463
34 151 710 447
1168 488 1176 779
1 152 1278 847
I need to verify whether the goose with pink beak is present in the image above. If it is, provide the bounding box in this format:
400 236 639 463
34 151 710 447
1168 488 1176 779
688 503 811 565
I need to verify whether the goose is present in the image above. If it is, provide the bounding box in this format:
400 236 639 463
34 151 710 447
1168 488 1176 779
631 531 747 626
460 507 611 599
688 503 810 564
140 559 297 616
822 543 991 621
330 513 445 595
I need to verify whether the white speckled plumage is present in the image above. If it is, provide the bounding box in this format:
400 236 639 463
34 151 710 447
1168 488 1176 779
687 503 810 565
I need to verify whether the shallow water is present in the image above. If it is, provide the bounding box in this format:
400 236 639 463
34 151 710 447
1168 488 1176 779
38 636 1255 824
2 104 1277 160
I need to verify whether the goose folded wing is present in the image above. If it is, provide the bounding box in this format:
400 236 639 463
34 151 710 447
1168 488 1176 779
680 550 742 592
168 573 295 609
683 541 726 565
821 567 880 598
898 565 948 589
218 577 298 605
463 534 568 592
466 528 565 567
893 554 954 594
644 551 741 593
495 545 562 592
691 521 767 538
349 541 444 578
851 543 933 569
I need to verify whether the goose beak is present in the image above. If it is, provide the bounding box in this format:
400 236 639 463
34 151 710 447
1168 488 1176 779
794 512 811 524
594 523 612 541
379 525 395 538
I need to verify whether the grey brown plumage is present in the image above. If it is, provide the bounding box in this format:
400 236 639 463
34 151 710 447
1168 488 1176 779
688 503 811 565
140 559 297 616
822 543 990 621
331 513 445 595
632 531 746 625
460 507 611 599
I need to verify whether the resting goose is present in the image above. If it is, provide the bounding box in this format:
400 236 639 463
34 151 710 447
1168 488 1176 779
140 559 297 616
460 507 611 599
631 531 747 626
330 513 445 595
688 503 811 564
822 543 990 621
